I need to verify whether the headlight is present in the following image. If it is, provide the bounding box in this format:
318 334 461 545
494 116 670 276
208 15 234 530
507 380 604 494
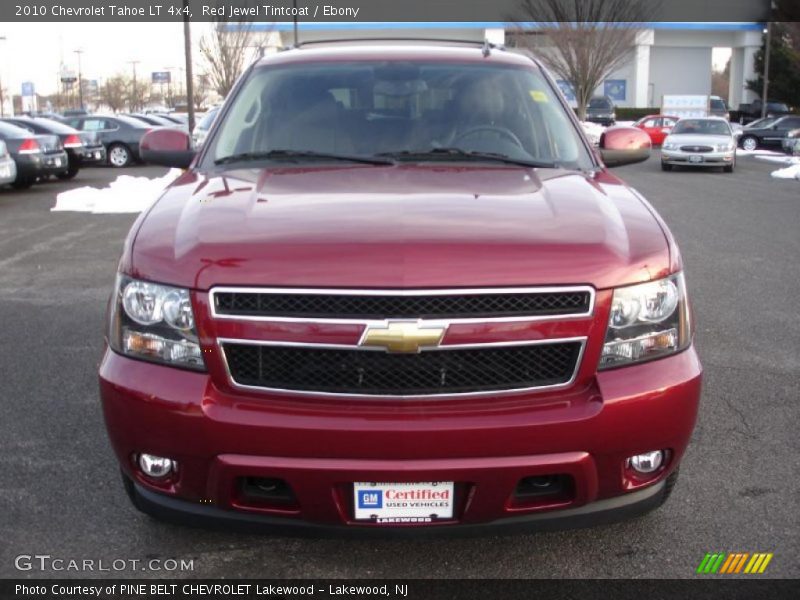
599 273 692 369
716 142 734 152
108 275 205 371
662 141 678 150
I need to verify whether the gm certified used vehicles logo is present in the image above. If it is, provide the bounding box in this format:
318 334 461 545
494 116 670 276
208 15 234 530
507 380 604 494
696 552 774 574
360 321 446 353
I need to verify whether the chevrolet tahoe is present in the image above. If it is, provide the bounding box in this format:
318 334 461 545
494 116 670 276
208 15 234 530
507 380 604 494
99 41 702 533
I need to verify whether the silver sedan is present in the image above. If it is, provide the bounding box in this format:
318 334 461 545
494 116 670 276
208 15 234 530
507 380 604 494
661 117 737 173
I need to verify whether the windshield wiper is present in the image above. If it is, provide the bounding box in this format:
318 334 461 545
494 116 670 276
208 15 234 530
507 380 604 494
214 149 395 166
377 148 558 168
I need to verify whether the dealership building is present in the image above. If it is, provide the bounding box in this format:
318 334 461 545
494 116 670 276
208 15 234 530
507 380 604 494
258 21 766 109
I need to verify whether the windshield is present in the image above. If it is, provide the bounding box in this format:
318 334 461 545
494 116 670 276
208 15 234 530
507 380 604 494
671 119 731 136
588 98 611 109
710 98 726 110
208 61 592 170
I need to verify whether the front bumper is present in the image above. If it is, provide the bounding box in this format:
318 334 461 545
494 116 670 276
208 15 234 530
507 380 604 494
586 116 615 126
661 149 735 166
99 345 702 532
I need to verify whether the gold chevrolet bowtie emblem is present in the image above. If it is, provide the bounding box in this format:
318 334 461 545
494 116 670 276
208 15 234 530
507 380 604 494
360 321 446 353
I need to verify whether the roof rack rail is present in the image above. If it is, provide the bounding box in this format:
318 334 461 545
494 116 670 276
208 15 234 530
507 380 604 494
282 37 506 52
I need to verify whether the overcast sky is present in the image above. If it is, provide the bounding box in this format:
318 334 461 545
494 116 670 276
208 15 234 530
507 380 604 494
0 22 213 97
0 23 733 98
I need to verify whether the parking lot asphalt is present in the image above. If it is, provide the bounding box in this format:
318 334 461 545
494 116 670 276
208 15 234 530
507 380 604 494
0 154 798 579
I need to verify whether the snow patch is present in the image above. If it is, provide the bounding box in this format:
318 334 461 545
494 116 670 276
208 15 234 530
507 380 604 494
51 169 182 214
769 158 800 180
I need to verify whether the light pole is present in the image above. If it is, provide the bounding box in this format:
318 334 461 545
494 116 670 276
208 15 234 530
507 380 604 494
0 36 6 117
128 60 140 111
183 0 195 131
164 66 174 108
74 49 84 110
760 21 772 119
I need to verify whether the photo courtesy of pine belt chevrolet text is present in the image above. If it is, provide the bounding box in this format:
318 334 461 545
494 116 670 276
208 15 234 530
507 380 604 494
99 40 702 533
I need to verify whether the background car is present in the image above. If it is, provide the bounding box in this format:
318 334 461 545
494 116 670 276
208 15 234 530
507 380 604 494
586 96 616 126
709 96 729 120
191 106 219 148
0 121 68 188
782 128 800 155
63 115 151 167
0 140 17 187
738 115 800 151
661 117 737 172
1 116 106 179
633 114 679 145
737 100 792 124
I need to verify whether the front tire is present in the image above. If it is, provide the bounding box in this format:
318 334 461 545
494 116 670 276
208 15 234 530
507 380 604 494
658 469 680 507
740 135 758 152
108 144 132 168
661 162 673 171
11 177 34 189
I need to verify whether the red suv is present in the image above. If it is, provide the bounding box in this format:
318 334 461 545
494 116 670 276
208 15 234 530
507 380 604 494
100 41 701 533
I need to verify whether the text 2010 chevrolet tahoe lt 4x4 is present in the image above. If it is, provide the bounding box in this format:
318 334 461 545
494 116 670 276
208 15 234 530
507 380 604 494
100 42 701 533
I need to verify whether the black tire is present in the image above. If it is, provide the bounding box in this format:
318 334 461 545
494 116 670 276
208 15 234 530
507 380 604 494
58 161 80 179
658 468 680 507
108 143 132 168
11 177 33 189
740 135 759 152
661 162 673 171
121 470 150 515
723 163 734 173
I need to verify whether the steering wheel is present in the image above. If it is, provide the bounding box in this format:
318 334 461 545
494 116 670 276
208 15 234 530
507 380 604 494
452 125 525 149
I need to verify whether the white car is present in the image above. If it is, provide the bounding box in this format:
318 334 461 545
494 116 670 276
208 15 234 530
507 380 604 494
661 117 737 173
0 140 17 186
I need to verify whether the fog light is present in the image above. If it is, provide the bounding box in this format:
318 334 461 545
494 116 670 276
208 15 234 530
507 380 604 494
138 453 175 479
628 450 664 474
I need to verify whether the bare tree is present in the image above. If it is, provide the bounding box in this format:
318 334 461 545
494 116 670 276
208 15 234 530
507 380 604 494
199 4 268 98
102 75 129 113
512 0 657 120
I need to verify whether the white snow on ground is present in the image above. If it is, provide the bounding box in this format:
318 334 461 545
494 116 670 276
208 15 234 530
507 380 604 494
737 149 800 181
766 157 800 180
51 169 182 214
580 121 605 145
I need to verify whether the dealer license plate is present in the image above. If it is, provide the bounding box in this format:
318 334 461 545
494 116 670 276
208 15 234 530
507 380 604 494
353 481 454 522
689 154 703 163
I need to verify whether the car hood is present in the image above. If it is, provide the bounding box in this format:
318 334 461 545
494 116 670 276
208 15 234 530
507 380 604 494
665 134 731 145
129 165 672 290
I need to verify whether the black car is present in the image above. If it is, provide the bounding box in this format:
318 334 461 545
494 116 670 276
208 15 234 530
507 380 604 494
1 116 106 179
738 115 800 151
586 96 616 126
0 121 69 188
64 115 151 167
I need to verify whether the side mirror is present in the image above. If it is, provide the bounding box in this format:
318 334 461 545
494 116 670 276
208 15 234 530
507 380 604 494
140 128 196 169
599 126 651 168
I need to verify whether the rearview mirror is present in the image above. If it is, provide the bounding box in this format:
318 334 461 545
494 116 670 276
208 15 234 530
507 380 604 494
599 126 651 167
140 128 195 169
